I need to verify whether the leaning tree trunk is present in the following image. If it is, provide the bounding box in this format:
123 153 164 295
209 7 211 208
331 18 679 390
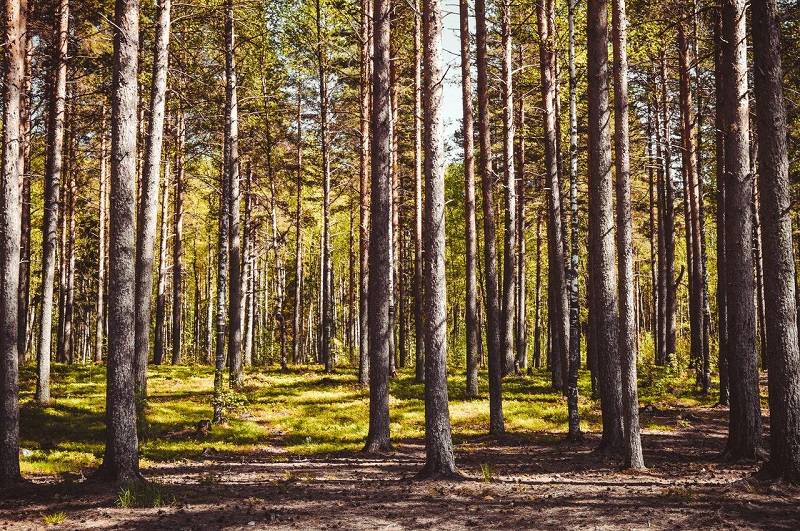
134 0 171 398
721 0 763 461
587 0 623 455
363 0 393 454
612 0 644 470
752 0 800 481
97 0 141 483
417 0 457 479
0 0 24 484
36 0 69 404
459 0 478 397
476 0 504 436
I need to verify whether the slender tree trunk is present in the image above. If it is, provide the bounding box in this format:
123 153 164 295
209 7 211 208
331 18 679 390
714 8 729 405
612 0 644 469
660 54 678 366
538 0 568 396
64 146 76 364
587 0 623 454
134 0 171 398
36 0 69 402
97 0 141 482
225 0 243 388
96 110 109 363
476 0 504 436
17 0 31 365
214 156 229 424
753 179 767 368
0 0 24 484
752 0 800 482
459 0 478 397
413 1 425 384
172 109 184 366
515 45 528 373
295 83 305 367
417 0 457 478
720 0 763 461
363 0 393 453
358 0 371 384
534 213 543 369
317 0 333 374
153 164 170 365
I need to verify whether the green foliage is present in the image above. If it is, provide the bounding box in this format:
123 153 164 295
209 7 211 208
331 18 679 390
479 462 493 482
41 512 67 526
211 391 250 424
116 481 173 508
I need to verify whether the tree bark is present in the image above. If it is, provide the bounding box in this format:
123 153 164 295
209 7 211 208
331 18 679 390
295 83 305 367
36 0 69 403
417 0 457 478
172 109 184 366
17 0 31 366
660 54 677 367
612 0 644 470
413 0 425 384
476 0 504 436
153 163 170 365
721 0 763 461
0 0 24 484
587 0 623 454
363 0 392 453
752 0 800 481
358 0 371 384
459 0 478 397
96 109 109 362
97 0 141 483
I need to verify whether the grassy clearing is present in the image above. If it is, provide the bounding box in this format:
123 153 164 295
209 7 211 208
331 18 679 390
17 358 718 478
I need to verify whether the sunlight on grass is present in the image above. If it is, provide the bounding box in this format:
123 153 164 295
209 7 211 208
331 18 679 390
17 358 725 478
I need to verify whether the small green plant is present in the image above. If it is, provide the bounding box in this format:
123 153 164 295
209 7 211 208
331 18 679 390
41 512 66 525
116 481 173 508
211 391 249 423
480 462 493 482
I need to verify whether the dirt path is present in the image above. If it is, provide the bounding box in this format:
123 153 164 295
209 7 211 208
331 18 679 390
2 405 799 530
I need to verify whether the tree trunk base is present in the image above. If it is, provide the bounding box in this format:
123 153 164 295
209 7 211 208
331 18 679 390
414 463 462 480
362 440 393 454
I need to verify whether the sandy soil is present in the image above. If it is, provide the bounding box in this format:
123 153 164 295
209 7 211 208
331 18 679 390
2 404 799 530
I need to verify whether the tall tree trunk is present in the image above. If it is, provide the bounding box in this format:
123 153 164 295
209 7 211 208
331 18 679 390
515 44 528 373
295 84 305 367
213 157 229 424
499 0 516 377
753 179 767 368
172 109 184 366
96 109 109 362
538 0 568 396
752 0 800 482
358 0 371 384
153 163 170 365
714 8 729 405
64 144 76 363
316 0 333 374
363 0 392 453
97 0 141 483
587 0 623 454
459 0 478 397
720 0 763 461
0 0 24 484
417 0 457 478
660 54 678 367
612 0 644 470
134 0 171 398
476 0 504 436
413 0 425 384
225 0 243 388
36 0 69 403
534 212 543 369
17 0 31 365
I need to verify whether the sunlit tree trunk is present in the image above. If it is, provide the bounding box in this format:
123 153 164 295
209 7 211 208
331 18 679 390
172 109 184 366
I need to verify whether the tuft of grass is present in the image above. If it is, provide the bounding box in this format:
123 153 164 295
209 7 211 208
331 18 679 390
116 481 173 508
41 512 67 525
480 462 493 482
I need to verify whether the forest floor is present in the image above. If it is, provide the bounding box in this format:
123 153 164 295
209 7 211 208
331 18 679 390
1 364 798 530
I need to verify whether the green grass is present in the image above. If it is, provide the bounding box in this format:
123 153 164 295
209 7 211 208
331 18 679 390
17 358 721 478
41 511 67 525
116 481 173 508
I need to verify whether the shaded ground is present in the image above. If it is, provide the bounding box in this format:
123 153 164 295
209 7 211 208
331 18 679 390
2 404 798 530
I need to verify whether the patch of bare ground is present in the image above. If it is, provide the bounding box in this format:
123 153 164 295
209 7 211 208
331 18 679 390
2 405 799 530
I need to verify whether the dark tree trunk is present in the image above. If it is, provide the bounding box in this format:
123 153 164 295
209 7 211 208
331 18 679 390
417 0 457 478
720 0 763 461
0 0 24 484
587 0 623 454
36 0 69 403
172 109 184 366
612 0 644 470
459 0 478 397
17 0 31 365
413 0 425 384
476 0 504 436
752 0 800 481
96 0 141 483
534 213 543 369
363 0 392 453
